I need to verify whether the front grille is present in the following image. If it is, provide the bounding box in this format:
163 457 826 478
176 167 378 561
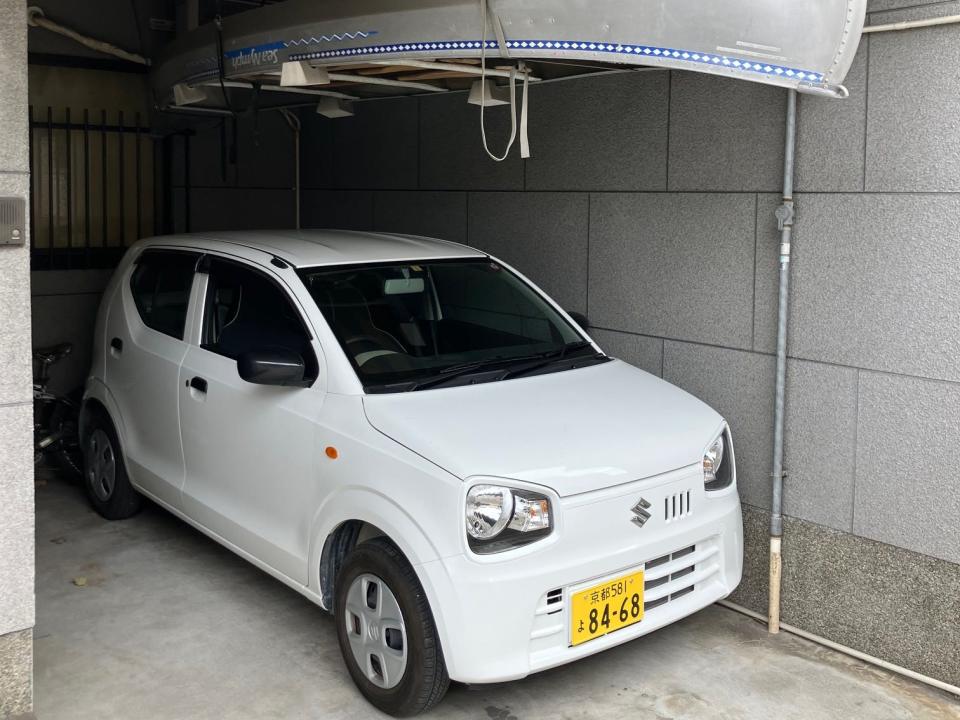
664 490 692 523
642 541 721 615
643 545 696 611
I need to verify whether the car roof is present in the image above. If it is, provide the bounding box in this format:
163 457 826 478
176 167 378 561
139 229 486 268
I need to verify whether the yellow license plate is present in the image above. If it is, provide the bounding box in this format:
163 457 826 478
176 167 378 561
570 569 644 646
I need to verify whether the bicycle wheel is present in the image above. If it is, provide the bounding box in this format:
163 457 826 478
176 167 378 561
49 400 83 479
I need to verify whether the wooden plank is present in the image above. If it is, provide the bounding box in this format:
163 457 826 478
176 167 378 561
355 58 483 75
356 65 415 76
325 63 379 71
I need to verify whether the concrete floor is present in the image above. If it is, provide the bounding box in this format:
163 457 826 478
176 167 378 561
35 472 960 720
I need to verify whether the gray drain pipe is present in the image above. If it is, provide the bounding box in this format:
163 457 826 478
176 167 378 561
768 88 797 634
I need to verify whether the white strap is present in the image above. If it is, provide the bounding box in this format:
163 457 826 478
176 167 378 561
519 65 530 159
478 0 531 161
491 11 510 59
479 0 515 161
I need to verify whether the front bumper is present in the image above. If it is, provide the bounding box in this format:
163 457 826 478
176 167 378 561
418 464 743 683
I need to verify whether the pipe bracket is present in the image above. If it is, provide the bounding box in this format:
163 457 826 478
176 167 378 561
775 202 795 231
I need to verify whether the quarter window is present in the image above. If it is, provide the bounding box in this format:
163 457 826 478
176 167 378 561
130 250 199 339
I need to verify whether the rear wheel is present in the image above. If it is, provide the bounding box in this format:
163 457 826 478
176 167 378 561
335 537 449 716
82 412 141 520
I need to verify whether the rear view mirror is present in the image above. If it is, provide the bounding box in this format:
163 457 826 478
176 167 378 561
237 347 306 387
567 311 590 329
384 277 425 295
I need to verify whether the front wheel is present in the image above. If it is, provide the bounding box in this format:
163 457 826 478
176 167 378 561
335 538 449 716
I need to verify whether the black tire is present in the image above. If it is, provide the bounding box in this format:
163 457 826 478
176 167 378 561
335 537 449 716
82 410 141 520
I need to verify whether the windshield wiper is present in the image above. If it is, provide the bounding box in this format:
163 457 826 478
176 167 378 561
500 341 598 379
408 356 520 391
409 342 597 391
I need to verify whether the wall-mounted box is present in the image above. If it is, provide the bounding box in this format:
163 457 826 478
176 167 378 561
0 197 26 246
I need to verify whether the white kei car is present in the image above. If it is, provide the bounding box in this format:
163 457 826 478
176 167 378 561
81 230 743 716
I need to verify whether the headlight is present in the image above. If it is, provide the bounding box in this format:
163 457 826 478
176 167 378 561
703 435 724 484
465 484 552 554
465 485 513 540
703 427 734 491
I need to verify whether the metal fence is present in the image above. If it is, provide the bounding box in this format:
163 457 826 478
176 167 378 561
28 106 160 270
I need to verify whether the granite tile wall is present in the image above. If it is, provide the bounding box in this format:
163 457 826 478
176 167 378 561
30 270 113 394
733 505 960 687
0 630 32 718
170 109 298 234
0 0 35 715
295 6 960 685
468 192 589 313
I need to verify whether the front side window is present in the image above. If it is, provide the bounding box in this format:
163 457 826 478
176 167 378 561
200 257 318 381
299 259 605 392
130 249 199 339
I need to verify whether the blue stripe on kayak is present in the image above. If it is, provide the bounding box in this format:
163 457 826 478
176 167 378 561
287 38 823 84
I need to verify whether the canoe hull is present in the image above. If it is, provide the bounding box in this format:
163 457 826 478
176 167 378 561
153 0 866 103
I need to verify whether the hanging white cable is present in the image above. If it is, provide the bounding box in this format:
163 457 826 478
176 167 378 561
26 6 150 66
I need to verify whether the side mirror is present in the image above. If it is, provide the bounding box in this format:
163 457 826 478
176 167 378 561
567 311 590 329
237 347 306 387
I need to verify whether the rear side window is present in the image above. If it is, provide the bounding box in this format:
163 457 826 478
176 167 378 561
130 250 199 340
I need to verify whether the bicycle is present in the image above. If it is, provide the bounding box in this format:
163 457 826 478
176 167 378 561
33 342 83 478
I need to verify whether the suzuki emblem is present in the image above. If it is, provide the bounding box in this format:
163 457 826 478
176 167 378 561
631 497 652 528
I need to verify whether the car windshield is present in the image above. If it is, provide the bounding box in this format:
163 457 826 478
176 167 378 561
298 258 597 392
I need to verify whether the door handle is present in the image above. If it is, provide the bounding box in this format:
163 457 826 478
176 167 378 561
188 376 208 393
110 337 123 353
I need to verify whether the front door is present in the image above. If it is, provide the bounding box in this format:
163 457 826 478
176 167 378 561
105 248 200 507
178 255 323 583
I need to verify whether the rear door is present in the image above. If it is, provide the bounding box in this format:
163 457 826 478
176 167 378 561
104 248 201 508
178 254 323 583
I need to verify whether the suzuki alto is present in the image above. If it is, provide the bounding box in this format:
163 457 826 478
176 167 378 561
81 230 743 716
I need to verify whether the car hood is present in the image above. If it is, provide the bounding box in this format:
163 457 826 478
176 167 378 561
361 359 724 497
